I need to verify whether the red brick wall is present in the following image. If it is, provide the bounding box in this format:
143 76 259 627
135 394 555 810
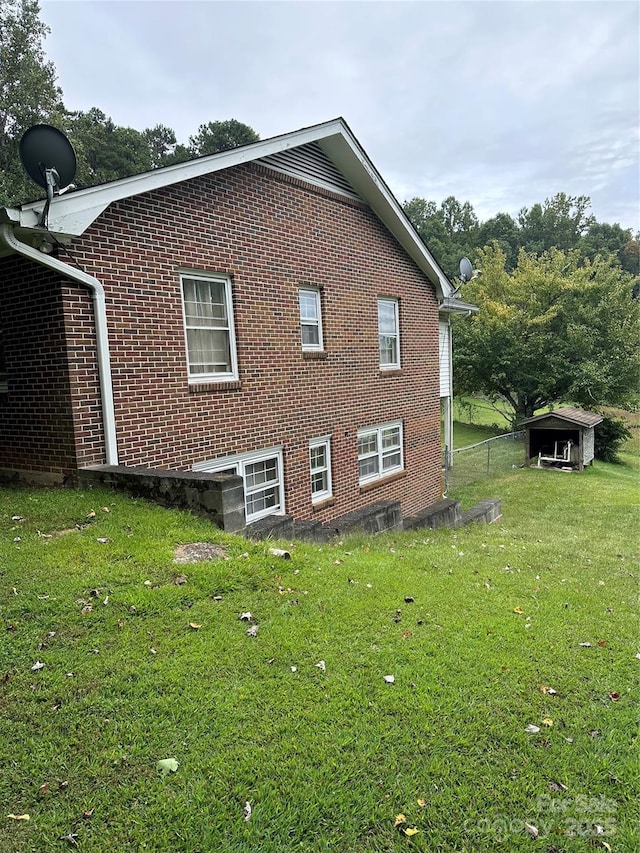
4 162 442 518
0 256 80 477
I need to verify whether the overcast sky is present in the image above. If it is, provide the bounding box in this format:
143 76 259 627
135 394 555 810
39 0 639 232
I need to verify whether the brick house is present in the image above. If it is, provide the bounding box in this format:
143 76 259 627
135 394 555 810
0 118 466 534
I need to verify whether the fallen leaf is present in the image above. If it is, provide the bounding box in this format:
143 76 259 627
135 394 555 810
540 685 557 695
417 798 427 807
173 574 188 585
404 596 415 604
60 833 79 846
86 510 96 519
31 661 44 672
579 642 592 647
404 827 420 837
290 666 297 673
81 605 93 615
96 538 110 544
239 612 252 622
548 780 568 792
188 623 202 630
542 717 553 727
402 631 412 639
607 692 620 702
243 801 252 821
524 822 539 838
247 625 259 637
598 640 607 647
11 515 24 521
383 675 395 683
149 648 157 655
101 506 110 513
525 724 540 734
513 606 523 614
156 758 179 776
315 660 326 672
394 814 406 827
38 782 50 796
82 808 94 818
7 814 30 821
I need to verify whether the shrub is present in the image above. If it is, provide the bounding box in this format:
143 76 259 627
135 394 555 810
594 414 632 463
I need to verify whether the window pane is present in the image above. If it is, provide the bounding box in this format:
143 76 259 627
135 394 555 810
382 427 400 449
378 300 397 334
246 485 279 516
359 456 379 478
186 328 231 373
301 323 319 346
379 336 397 365
310 445 326 470
245 458 278 490
311 470 327 493
184 279 228 327
299 290 319 321
382 450 401 470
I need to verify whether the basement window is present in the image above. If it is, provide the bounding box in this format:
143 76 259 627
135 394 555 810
358 421 403 484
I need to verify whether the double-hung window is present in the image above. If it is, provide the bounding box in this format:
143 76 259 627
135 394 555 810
309 436 332 503
358 421 403 484
378 298 400 368
193 448 284 523
181 273 238 382
299 288 323 351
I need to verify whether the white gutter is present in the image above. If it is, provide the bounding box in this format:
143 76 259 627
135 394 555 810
0 223 118 465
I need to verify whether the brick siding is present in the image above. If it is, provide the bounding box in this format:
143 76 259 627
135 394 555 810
0 162 442 519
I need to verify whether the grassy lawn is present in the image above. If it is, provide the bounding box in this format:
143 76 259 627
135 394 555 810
1 450 638 851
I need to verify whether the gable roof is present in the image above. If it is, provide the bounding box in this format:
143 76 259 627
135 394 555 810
519 407 603 428
0 117 453 299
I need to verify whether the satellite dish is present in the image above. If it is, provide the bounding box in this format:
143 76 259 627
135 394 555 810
459 257 473 283
19 125 77 227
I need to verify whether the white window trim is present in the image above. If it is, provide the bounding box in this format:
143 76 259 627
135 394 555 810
357 421 404 485
180 271 238 383
193 447 284 523
299 287 324 351
309 435 332 504
378 297 400 369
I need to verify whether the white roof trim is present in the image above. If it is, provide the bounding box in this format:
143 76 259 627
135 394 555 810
3 117 452 298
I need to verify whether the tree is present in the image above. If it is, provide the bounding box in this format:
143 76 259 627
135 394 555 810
188 119 259 157
452 244 640 425
0 0 64 205
142 123 178 168
65 108 153 186
518 193 595 255
403 196 479 280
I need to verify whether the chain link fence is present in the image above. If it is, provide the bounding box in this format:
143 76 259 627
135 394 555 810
443 431 525 493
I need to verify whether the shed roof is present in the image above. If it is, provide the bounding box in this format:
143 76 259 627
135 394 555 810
520 407 603 428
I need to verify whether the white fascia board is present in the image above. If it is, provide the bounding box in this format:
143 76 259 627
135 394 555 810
16 119 349 236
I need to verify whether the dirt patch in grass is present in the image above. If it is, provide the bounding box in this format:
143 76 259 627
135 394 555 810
173 542 227 563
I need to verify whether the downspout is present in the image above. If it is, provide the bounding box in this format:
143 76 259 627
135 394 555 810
0 223 118 466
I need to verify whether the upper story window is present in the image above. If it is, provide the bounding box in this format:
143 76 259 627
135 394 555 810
309 436 332 503
181 273 238 382
299 288 323 351
378 298 400 369
358 421 404 484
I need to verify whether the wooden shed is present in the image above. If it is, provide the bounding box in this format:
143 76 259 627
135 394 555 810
521 407 603 471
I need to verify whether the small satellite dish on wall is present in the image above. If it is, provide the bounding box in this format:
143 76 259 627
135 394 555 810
19 124 77 227
459 257 474 283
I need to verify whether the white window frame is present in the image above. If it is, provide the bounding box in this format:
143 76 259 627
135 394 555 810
309 436 332 504
193 447 284 523
378 298 400 369
180 272 238 383
357 421 404 485
299 287 324 351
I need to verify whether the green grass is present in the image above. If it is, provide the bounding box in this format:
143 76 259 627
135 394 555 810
1 451 638 851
